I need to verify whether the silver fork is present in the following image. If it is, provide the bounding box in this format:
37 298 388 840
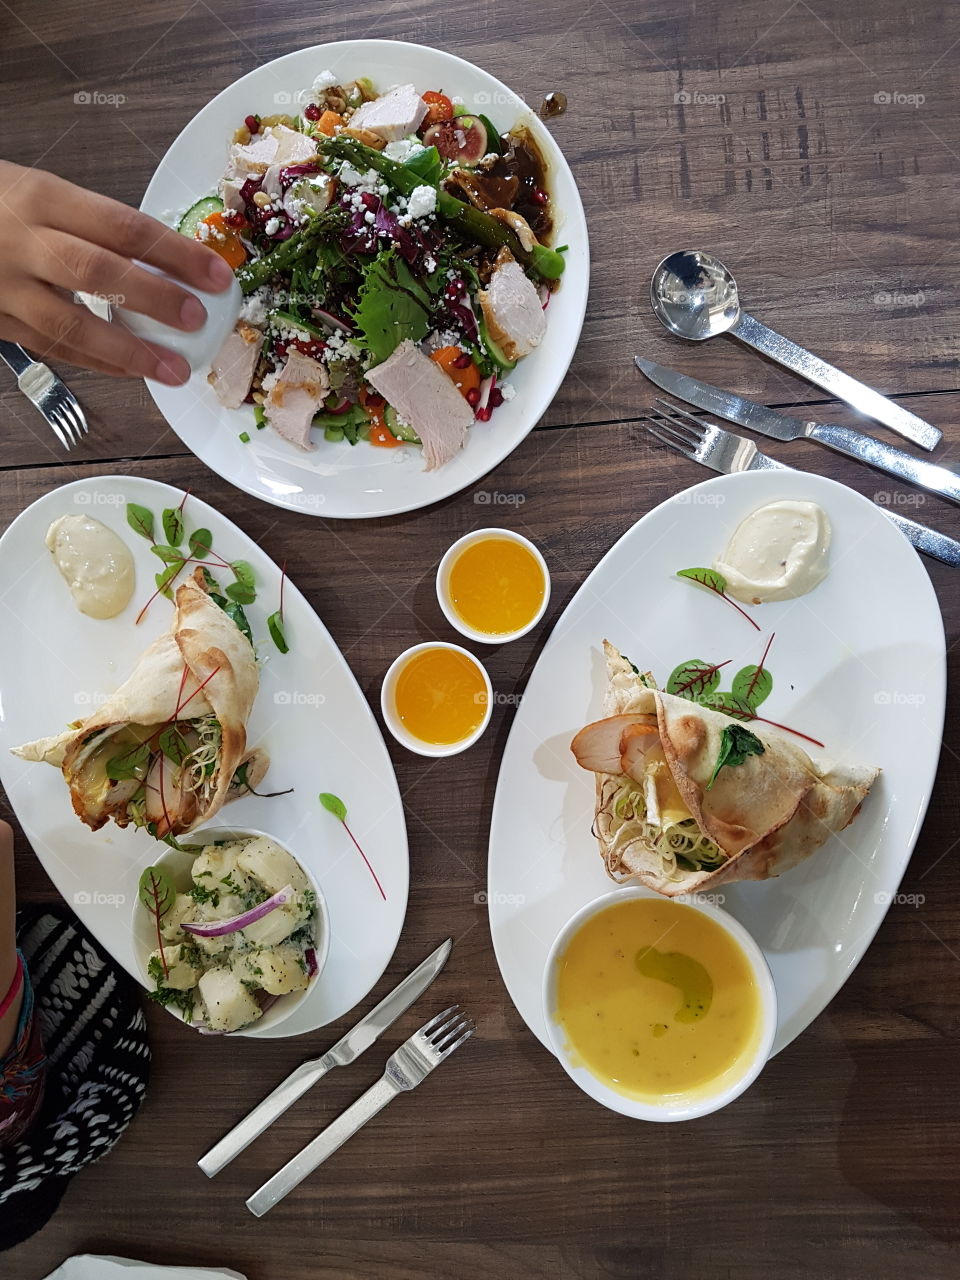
641 399 960 567
246 1005 475 1217
0 340 88 451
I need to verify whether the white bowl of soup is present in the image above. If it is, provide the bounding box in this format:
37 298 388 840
542 888 777 1120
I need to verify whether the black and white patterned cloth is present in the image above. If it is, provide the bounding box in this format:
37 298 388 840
0 906 150 1252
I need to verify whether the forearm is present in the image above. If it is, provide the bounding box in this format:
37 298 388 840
0 823 22 1055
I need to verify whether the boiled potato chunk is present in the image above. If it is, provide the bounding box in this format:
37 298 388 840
160 892 195 942
237 837 310 896
198 966 262 1032
233 945 309 996
191 842 252 893
150 943 200 991
240 903 303 948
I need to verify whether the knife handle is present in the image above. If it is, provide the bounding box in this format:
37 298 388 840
730 314 941 451
198 1056 331 1178
806 421 960 507
881 509 960 567
246 1075 398 1216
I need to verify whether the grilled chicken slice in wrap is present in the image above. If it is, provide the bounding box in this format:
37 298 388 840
12 568 268 839
570 641 879 896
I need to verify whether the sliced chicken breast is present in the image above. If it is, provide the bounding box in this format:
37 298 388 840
264 351 329 451
364 339 473 470
479 249 546 361
570 714 659 777
225 125 317 181
208 322 263 410
348 84 428 143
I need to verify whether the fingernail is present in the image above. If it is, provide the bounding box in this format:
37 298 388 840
155 356 191 386
180 294 207 330
207 254 235 290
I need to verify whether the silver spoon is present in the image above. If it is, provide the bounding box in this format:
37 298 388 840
650 250 941 452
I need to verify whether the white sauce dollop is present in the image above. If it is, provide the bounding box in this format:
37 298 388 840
45 515 136 619
713 500 831 604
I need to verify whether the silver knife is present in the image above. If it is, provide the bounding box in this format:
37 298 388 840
197 939 452 1177
635 357 960 507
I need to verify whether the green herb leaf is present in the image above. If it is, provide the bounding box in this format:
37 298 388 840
200 567 220 593
404 143 443 185
189 528 213 559
155 563 181 600
138 864 176 917
706 724 765 789
106 740 151 781
677 566 727 594
666 659 725 702
126 502 155 542
351 249 432 363
225 581 256 605
222 599 252 644
151 545 185 565
231 560 255 592
318 792 347 822
732 663 773 710
162 507 185 547
158 725 190 766
267 610 289 654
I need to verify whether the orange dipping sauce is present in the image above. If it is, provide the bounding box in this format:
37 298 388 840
393 646 488 746
447 536 546 636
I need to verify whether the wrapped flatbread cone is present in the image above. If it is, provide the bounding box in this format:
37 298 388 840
571 641 879 896
12 569 268 839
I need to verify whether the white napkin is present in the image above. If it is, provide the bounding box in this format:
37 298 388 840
43 1257 248 1280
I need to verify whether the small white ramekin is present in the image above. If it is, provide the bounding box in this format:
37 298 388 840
380 641 492 757
436 528 551 645
542 886 777 1121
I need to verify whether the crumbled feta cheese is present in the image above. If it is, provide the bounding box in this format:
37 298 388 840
312 70 337 93
264 216 281 236
424 255 437 273
383 137 424 163
363 210 376 224
500 382 517 401
260 368 280 393
338 163 382 192
407 184 437 219
239 288 270 326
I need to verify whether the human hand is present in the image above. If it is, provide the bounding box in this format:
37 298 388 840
0 161 235 385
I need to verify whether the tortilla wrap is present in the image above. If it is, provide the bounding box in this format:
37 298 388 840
12 569 266 836
574 641 879 896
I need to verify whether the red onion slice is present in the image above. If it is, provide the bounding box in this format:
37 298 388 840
181 884 296 938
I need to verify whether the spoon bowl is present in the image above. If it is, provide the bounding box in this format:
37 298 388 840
650 249 742 341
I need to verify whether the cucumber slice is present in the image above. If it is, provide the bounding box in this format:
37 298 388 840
178 196 223 238
477 315 517 372
323 425 344 442
384 406 421 443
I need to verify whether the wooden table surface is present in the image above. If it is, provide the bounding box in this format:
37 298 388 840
3 2 959 1277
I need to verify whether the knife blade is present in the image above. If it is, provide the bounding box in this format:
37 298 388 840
197 939 452 1177
635 357 960 507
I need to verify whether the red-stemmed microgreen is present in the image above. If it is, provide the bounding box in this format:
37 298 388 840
267 562 289 654
138 864 176 979
319 792 386 900
666 658 731 701
676 567 761 632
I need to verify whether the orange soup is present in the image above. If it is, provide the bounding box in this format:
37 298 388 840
554 897 763 1103
393 647 488 745
448 536 546 636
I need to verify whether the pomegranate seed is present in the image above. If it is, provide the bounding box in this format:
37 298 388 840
489 387 504 407
475 406 492 422
223 211 247 229
466 387 481 407
530 187 548 206
304 103 322 121
275 342 288 359
244 115 260 134
452 352 472 369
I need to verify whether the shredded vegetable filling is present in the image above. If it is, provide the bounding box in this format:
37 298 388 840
605 779 726 881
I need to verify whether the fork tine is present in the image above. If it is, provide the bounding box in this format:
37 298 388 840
650 403 704 443
432 1017 473 1053
653 397 708 432
58 394 88 438
419 1005 458 1036
425 1012 463 1044
641 417 696 450
50 406 79 447
44 409 72 452
639 423 697 460
438 1026 474 1059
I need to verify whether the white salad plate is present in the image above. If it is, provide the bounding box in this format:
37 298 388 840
0 476 409 1038
487 469 946 1058
140 39 589 519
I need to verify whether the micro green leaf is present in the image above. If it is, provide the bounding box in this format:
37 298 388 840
126 502 155 542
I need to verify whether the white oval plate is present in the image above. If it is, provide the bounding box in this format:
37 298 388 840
140 39 589 519
487 470 945 1057
0 476 408 1038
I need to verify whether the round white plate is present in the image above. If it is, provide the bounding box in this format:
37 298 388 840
0 476 408 1038
140 39 589 519
487 470 946 1057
